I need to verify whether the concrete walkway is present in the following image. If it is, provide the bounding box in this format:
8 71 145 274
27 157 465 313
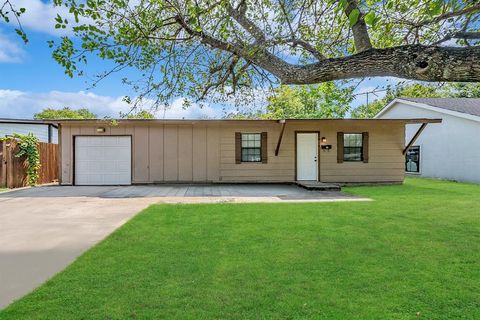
0 184 366 309
0 184 361 201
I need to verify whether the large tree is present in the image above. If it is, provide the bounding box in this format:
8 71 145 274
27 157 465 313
44 0 480 99
48 0 480 103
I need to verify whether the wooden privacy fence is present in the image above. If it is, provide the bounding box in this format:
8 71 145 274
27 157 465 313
0 139 58 188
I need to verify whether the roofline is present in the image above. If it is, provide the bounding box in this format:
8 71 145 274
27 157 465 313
56 118 441 125
0 118 59 128
374 98 480 122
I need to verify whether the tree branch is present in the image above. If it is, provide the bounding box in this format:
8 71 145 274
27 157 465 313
453 31 480 40
226 3 266 44
283 45 480 84
344 0 372 52
412 4 480 28
285 38 325 60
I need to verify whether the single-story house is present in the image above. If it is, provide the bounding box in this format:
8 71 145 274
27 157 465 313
57 118 440 186
0 118 58 143
376 98 480 184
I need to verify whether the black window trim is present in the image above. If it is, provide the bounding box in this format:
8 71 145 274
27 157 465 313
405 145 421 174
343 132 363 162
241 132 262 163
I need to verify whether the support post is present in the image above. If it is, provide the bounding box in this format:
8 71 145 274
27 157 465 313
275 120 286 156
403 123 427 155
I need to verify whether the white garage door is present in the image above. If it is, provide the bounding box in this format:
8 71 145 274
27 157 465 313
75 136 131 185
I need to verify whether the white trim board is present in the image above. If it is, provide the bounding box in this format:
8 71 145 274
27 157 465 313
375 98 480 123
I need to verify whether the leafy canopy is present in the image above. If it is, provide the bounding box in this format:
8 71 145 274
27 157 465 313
46 0 480 106
34 107 97 120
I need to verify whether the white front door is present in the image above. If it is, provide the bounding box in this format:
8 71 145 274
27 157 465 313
75 136 131 185
296 133 318 181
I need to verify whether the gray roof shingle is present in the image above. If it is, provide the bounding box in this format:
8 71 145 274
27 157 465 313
401 98 480 117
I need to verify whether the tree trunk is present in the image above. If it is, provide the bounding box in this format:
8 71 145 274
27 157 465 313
277 45 480 84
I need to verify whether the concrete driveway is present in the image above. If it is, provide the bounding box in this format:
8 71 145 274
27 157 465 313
0 192 162 309
0 184 365 309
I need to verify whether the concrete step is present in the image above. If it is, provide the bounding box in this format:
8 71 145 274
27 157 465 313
295 181 341 191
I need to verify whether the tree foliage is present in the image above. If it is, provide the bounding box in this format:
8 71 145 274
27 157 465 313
34 107 97 120
48 0 480 104
232 82 354 119
123 110 156 119
0 0 27 43
352 82 480 118
13 133 40 186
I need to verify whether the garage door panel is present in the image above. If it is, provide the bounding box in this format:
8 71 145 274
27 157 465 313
86 147 103 158
116 161 131 171
75 136 131 185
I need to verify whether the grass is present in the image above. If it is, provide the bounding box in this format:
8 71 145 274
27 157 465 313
1 178 479 319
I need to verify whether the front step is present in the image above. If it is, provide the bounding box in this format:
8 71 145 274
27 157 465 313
295 181 341 191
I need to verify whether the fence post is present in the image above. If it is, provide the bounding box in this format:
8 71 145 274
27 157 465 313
0 141 6 188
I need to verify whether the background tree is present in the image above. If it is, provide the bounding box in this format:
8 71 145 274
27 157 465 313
49 0 480 105
122 110 156 119
34 107 97 119
352 82 480 118
231 82 354 119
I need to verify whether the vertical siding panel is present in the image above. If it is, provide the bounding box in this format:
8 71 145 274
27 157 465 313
70 126 81 185
193 126 207 181
61 125 71 184
80 126 95 135
133 126 149 183
148 125 164 182
164 125 178 181
124 125 135 182
178 125 193 181
206 124 220 182
110 125 126 135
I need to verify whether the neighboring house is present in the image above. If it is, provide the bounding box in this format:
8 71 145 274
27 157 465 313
0 118 59 143
376 98 480 184
57 118 438 186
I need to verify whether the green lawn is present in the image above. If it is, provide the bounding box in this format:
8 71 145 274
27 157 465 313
1 178 479 319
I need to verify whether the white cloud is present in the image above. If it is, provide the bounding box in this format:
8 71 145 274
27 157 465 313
0 89 227 119
2 0 82 36
0 30 25 63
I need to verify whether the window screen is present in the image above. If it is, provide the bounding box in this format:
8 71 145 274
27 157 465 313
406 146 420 173
241 133 261 162
343 133 363 161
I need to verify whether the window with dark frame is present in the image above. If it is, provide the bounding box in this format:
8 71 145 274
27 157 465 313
343 133 363 161
405 146 420 173
241 133 262 162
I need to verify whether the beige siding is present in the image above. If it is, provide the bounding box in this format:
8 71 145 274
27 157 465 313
178 126 193 181
163 125 178 181
133 126 149 183
206 125 220 181
192 126 207 181
148 126 164 182
59 120 406 185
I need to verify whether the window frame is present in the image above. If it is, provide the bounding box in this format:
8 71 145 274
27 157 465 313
343 132 364 162
405 145 421 174
240 133 262 163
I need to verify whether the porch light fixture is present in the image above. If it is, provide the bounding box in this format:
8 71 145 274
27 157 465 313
96 127 106 133
321 137 327 143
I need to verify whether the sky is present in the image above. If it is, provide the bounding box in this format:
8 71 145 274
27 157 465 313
0 0 392 120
